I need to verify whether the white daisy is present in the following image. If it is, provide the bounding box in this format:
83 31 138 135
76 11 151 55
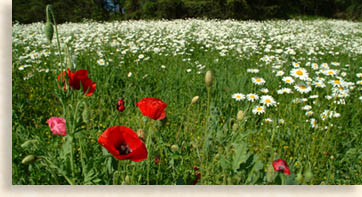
310 118 317 128
276 71 285 77
247 68 259 73
260 88 269 94
232 93 245 101
277 88 292 94
252 106 265 115
290 68 309 80
305 111 314 116
302 105 312 111
97 59 106 66
246 93 259 102
260 95 276 107
282 76 295 84
252 77 266 85
294 83 312 94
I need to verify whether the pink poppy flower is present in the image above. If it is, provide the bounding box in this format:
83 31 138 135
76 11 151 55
47 117 67 136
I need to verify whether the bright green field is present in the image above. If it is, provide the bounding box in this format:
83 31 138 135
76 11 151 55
12 19 362 185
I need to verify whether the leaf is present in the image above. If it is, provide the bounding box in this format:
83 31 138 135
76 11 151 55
232 142 249 172
245 155 264 184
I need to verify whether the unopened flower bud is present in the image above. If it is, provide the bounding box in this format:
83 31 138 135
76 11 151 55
171 144 179 151
22 155 37 165
21 140 38 149
191 96 199 104
296 172 303 184
237 110 244 120
125 175 130 184
205 70 214 87
44 21 54 43
304 168 313 182
137 129 145 140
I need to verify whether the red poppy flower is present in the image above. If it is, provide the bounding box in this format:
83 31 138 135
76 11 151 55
98 126 147 162
136 97 167 120
58 68 96 96
117 99 125 112
272 159 291 175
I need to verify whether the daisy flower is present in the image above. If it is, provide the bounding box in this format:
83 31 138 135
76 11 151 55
323 69 338 76
302 105 312 111
294 83 312 94
356 73 362 78
260 88 269 94
282 76 295 84
30 52 40 59
232 93 245 101
252 106 265 115
292 62 300 67
247 68 259 73
278 119 285 124
265 118 273 123
290 68 309 80
310 118 317 128
320 63 329 69
97 59 106 66
252 77 266 85
276 71 284 77
128 72 132 77
277 88 292 94
260 95 276 107
311 63 319 70
312 81 326 88
246 93 259 102
331 62 340 66
305 111 314 116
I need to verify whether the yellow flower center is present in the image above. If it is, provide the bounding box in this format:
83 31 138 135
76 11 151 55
265 99 271 103
256 78 261 82
257 107 263 111
334 80 340 84
296 70 303 75
299 85 306 89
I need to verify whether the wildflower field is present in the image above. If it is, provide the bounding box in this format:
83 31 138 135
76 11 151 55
12 18 362 185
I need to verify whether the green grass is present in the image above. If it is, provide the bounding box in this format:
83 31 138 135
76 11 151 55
12 19 362 185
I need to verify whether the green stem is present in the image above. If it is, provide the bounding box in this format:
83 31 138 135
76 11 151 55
146 123 153 185
40 156 74 185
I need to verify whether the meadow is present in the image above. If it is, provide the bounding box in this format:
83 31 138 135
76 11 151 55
12 18 362 185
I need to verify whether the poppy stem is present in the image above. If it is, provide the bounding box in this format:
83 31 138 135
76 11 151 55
146 122 154 185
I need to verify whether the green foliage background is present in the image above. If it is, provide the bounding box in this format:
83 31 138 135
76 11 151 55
13 0 362 24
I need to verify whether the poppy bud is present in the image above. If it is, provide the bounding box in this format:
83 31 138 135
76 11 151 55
205 70 214 87
44 21 54 43
125 175 130 184
191 96 199 104
21 140 38 149
137 129 145 140
171 144 179 151
304 168 313 183
237 110 244 120
22 155 37 165
296 171 303 184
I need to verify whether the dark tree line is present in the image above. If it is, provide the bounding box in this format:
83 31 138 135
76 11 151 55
13 0 362 24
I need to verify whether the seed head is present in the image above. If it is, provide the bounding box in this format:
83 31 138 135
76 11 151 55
191 96 199 104
21 155 37 165
205 70 214 87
